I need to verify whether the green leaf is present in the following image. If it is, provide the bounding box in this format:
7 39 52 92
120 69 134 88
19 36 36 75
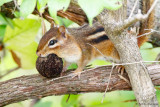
80 92 136 107
3 18 40 44
57 16 73 27
140 43 160 62
0 25 6 39
48 0 70 24
61 95 80 107
0 13 14 28
3 18 41 69
103 0 122 10
34 101 52 107
141 47 160 62
20 0 37 18
140 42 153 49
37 0 48 13
78 0 104 26
88 59 111 68
11 42 38 69
13 11 20 18
0 0 12 6
78 0 122 25
67 63 77 70
0 13 7 25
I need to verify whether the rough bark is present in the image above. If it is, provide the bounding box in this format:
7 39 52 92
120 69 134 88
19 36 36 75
97 0 159 106
0 64 160 107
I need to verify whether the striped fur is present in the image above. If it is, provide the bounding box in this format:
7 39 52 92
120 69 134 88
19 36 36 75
86 27 109 44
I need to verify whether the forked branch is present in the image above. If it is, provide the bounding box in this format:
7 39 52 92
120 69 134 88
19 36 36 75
117 0 158 32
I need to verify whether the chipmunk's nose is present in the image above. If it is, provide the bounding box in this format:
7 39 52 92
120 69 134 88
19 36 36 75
36 50 41 56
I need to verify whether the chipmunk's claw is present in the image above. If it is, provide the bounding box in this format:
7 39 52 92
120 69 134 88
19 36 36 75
60 67 67 76
115 65 125 75
71 70 82 79
62 68 67 73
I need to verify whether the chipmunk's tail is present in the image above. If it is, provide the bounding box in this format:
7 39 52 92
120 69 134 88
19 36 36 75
137 0 155 47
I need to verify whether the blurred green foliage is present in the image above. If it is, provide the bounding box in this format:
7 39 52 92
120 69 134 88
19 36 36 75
0 0 160 107
48 0 70 24
78 0 122 25
37 0 48 13
0 0 12 6
20 0 37 18
3 18 40 69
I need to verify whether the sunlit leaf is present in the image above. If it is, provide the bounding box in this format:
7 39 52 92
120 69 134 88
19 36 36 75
20 0 37 18
78 0 104 26
3 18 40 45
0 0 12 6
3 18 41 69
37 0 48 13
103 0 122 10
11 42 38 69
48 0 70 24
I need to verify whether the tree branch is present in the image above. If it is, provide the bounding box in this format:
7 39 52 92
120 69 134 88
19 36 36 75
0 64 160 106
118 0 158 32
97 0 159 106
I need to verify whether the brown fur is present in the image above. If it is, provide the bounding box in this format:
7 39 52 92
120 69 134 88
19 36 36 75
92 40 120 61
37 27 58 52
138 0 155 47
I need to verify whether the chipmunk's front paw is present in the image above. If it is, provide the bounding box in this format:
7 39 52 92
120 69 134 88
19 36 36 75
115 65 126 75
71 70 82 79
62 67 67 73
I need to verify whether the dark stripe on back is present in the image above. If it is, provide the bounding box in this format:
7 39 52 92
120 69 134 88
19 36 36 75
88 27 104 35
89 35 109 44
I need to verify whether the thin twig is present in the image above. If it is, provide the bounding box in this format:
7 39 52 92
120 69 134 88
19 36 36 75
86 43 117 103
30 99 40 107
118 0 158 31
0 67 20 79
66 94 70 102
101 63 115 103
136 30 153 38
86 43 107 60
118 74 131 86
13 0 20 11
128 0 139 18
146 0 158 16
40 12 47 35
154 53 160 64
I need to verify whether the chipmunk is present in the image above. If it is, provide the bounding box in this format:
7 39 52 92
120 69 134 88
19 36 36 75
36 0 154 78
36 23 120 77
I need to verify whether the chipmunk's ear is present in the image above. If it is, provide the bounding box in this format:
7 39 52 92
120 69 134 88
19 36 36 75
58 26 67 39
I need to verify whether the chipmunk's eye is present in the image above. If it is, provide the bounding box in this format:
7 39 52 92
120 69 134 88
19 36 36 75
49 39 57 46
